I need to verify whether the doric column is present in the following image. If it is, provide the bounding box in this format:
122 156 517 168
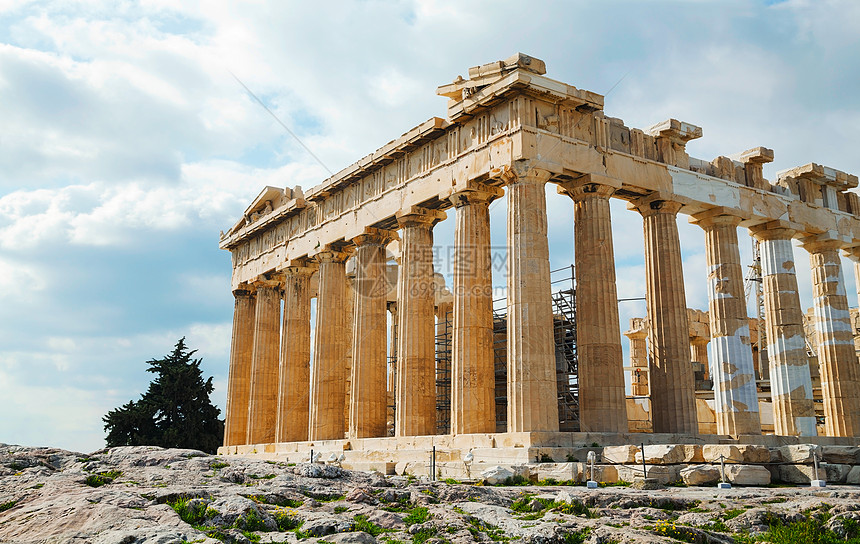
503 165 559 432
309 248 351 441
246 276 282 445
692 212 761 436
802 237 860 437
343 274 355 431
349 228 395 439
632 196 697 434
749 224 816 436
450 184 503 434
558 178 627 433
395 208 445 437
275 264 315 443
624 318 649 397
224 285 256 446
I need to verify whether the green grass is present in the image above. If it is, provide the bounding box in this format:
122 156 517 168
0 500 18 512
274 506 303 531
166 497 209 525
247 473 276 480
403 507 431 525
466 518 510 542
412 527 437 544
722 508 744 520
562 528 591 544
761 497 788 504
237 508 270 532
334 505 349 514
210 462 229 470
243 494 302 508
353 515 387 536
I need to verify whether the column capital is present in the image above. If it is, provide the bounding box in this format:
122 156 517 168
233 283 255 297
557 173 621 200
449 183 504 207
800 233 848 254
629 193 684 217
314 246 353 264
396 206 447 228
689 207 746 229
497 162 552 186
350 227 397 248
748 220 799 241
843 246 860 261
251 274 283 290
282 264 317 278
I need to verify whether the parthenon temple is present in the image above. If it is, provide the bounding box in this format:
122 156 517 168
218 54 860 471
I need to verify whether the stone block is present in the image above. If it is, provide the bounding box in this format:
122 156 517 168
822 446 860 464
480 465 514 485
778 463 849 484
779 444 821 463
635 444 686 465
702 444 770 464
533 462 580 482
617 464 678 484
846 465 860 484
680 464 721 486
602 445 639 464
681 445 705 463
725 464 771 486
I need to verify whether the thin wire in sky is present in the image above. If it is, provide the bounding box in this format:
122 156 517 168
229 70 334 176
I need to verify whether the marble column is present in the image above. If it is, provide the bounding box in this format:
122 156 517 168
633 197 697 434
224 286 256 446
802 237 860 437
693 212 761 436
309 249 351 441
749 224 817 436
246 276 282 445
343 274 355 432
504 167 559 432
396 209 445 437
625 319 650 397
349 229 395 439
450 185 502 434
559 180 627 433
275 264 315 443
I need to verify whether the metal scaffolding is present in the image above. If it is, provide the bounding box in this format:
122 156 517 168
432 264 580 433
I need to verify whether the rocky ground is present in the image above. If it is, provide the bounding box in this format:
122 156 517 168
2 445 860 544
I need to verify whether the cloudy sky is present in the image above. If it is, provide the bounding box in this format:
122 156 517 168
1 0 859 453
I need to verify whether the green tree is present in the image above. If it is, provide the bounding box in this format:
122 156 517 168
103 338 224 453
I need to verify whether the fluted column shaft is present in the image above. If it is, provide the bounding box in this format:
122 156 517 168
561 181 627 433
625 322 649 397
635 198 697 434
224 287 256 446
505 168 559 432
395 210 444 437
750 225 816 436
695 214 761 436
246 278 282 444
803 239 860 437
275 265 314 443
350 230 394 439
309 250 351 441
450 186 500 434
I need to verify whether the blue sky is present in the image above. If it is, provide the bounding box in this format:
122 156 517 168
1 0 858 453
